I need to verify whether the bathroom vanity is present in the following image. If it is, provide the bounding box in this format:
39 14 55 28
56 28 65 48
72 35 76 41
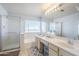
35 35 79 56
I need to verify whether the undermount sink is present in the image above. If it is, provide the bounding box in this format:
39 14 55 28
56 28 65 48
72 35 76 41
45 36 53 38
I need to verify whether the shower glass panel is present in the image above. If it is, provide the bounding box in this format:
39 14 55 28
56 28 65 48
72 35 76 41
78 23 79 40
1 16 20 51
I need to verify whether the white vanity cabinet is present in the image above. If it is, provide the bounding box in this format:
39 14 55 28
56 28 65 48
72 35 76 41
35 36 78 56
59 48 75 56
49 43 59 56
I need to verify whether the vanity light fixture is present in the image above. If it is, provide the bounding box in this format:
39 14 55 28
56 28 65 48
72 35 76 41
45 3 63 15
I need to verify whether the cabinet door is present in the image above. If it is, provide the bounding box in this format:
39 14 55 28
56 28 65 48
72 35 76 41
49 43 59 56
35 37 38 48
35 37 40 50
49 48 58 56
49 43 58 52
59 49 75 56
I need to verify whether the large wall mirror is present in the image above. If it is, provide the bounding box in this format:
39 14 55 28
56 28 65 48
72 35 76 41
48 22 63 36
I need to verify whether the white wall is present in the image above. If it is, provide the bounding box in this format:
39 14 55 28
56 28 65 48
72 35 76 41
53 13 79 40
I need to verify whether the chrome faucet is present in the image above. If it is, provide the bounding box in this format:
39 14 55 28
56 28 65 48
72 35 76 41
68 39 74 45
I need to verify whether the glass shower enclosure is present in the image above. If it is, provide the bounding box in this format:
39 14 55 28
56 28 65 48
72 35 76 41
0 15 21 51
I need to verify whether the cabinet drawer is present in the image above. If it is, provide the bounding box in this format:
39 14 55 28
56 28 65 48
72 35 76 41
49 43 58 52
49 49 58 56
59 49 75 56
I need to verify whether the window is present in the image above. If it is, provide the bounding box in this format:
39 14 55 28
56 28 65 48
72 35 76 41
25 20 40 32
49 23 56 32
25 20 29 32
41 22 46 33
25 20 47 33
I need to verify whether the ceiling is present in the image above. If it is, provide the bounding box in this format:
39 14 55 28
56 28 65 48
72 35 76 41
1 3 79 19
1 3 45 17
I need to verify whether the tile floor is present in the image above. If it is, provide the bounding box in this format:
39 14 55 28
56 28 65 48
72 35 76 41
19 39 43 56
19 40 36 56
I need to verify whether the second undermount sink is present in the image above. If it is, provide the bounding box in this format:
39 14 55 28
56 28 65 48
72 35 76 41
53 39 79 50
52 39 73 48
